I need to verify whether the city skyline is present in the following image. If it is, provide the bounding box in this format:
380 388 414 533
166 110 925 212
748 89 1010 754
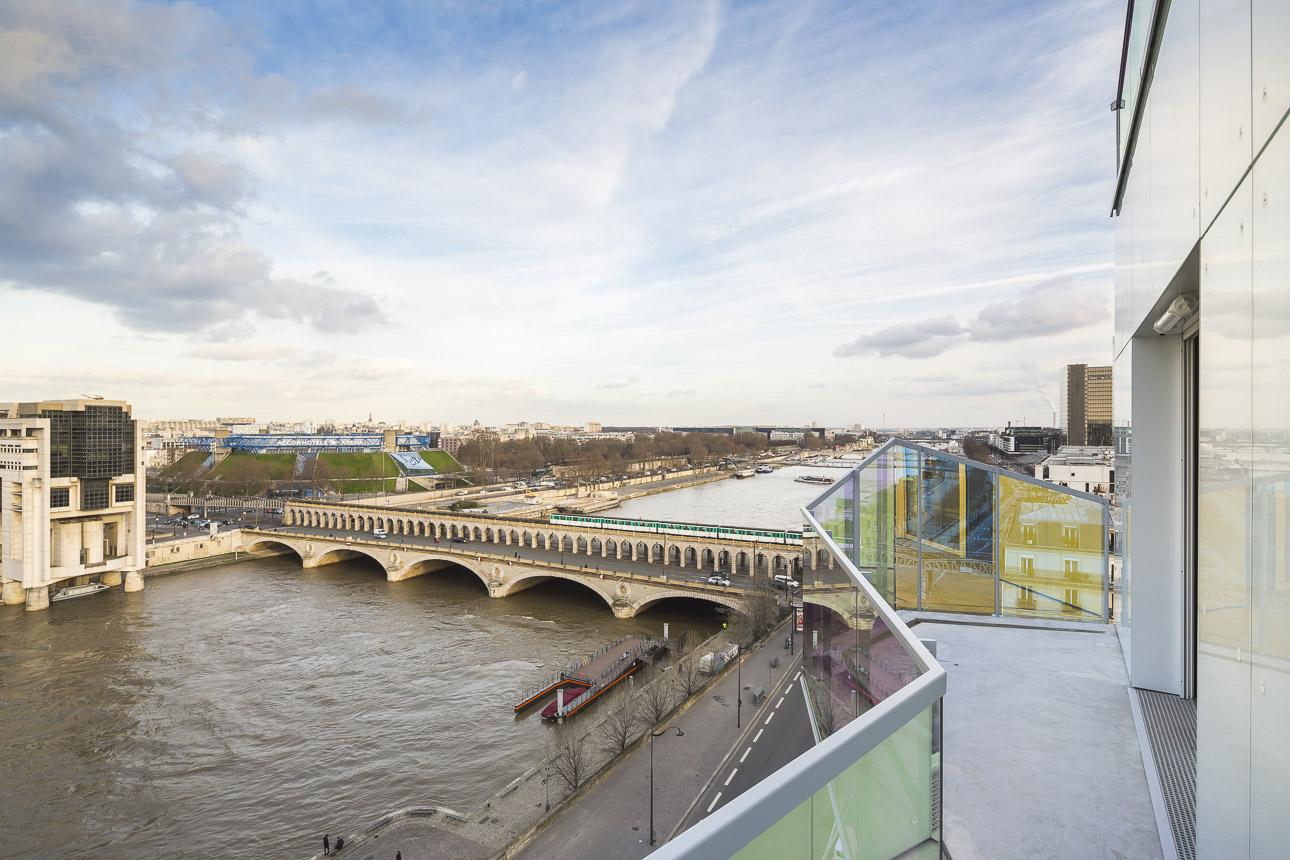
1 0 1119 424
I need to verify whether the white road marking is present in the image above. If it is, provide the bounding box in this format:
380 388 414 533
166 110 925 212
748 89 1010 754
707 792 722 813
775 696 784 708
794 670 802 681
754 728 764 743
739 747 751 763
765 712 775 725
725 769 738 786
784 686 793 695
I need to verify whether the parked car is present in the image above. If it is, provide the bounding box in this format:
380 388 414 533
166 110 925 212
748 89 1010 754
708 574 731 587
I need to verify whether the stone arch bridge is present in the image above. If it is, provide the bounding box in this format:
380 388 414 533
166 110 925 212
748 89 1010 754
280 500 836 578
243 529 748 619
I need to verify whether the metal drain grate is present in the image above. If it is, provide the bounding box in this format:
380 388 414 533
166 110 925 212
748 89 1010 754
1136 689 1196 860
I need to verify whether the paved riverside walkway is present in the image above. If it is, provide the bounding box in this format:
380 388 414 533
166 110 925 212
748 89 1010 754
511 627 804 860
322 626 805 860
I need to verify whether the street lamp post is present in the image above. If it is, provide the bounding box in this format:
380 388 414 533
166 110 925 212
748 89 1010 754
736 643 742 728
649 726 684 845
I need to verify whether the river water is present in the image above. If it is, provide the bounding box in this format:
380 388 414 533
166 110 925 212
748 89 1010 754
0 464 837 859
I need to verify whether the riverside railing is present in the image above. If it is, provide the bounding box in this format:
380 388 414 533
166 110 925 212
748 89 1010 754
648 472 947 859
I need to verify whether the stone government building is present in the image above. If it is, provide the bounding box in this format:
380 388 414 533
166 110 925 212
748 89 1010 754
0 399 146 611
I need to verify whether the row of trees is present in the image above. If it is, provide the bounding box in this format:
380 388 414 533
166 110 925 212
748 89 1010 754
457 430 784 481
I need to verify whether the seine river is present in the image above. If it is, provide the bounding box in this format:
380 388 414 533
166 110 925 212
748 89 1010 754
0 464 836 859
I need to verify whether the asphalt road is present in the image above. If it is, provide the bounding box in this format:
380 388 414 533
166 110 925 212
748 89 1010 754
680 665 816 832
145 510 283 544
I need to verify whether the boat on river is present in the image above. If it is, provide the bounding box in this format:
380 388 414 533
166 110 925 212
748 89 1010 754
755 466 773 474
734 469 756 478
794 475 834 485
529 635 668 721
51 582 111 602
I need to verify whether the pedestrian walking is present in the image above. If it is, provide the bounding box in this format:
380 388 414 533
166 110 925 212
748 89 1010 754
323 833 330 855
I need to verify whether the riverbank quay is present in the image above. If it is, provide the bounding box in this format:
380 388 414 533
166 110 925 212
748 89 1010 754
142 528 293 576
320 621 802 860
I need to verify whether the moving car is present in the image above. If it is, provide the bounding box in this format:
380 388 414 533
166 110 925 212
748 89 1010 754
708 574 731 587
773 575 800 591
373 528 388 539
451 536 470 544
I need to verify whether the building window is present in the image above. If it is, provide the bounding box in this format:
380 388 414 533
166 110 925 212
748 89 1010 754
1022 525 1037 546
50 487 70 508
82 479 109 511
1020 556 1035 576
1062 526 1079 549
1064 559 1080 575
114 484 134 503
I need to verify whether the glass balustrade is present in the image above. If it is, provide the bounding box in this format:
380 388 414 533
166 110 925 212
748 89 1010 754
653 439 1106 860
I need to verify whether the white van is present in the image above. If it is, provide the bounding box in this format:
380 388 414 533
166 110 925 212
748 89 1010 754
373 528 388 539
774 574 800 591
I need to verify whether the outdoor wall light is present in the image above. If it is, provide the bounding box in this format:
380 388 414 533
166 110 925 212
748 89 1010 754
1152 294 1198 335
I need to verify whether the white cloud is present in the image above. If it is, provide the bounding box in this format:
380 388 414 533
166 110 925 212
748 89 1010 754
0 0 1121 425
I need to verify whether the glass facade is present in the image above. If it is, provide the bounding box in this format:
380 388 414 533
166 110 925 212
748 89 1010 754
35 405 134 480
808 440 1109 622
1113 0 1290 853
113 484 134 503
81 479 109 512
49 487 70 508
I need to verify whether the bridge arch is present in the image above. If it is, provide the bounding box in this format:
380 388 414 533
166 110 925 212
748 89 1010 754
502 569 617 612
576 536 588 554
402 556 490 589
633 590 744 618
314 545 388 572
244 538 305 562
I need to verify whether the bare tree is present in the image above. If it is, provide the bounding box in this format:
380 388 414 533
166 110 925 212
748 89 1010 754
673 654 704 700
638 676 675 727
545 724 591 791
596 690 641 756
742 583 783 643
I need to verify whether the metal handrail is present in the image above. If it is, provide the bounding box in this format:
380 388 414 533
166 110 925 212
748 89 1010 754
647 490 946 859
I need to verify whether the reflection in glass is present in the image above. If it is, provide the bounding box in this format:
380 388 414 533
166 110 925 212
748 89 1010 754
811 440 1109 623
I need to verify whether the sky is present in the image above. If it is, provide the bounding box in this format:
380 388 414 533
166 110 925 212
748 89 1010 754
0 0 1122 427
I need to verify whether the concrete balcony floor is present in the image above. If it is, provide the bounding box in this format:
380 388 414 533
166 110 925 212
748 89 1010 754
902 614 1162 860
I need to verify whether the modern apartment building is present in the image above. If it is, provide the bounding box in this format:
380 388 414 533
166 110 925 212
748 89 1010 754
0 399 146 610
1110 0 1287 855
1059 363 1113 445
